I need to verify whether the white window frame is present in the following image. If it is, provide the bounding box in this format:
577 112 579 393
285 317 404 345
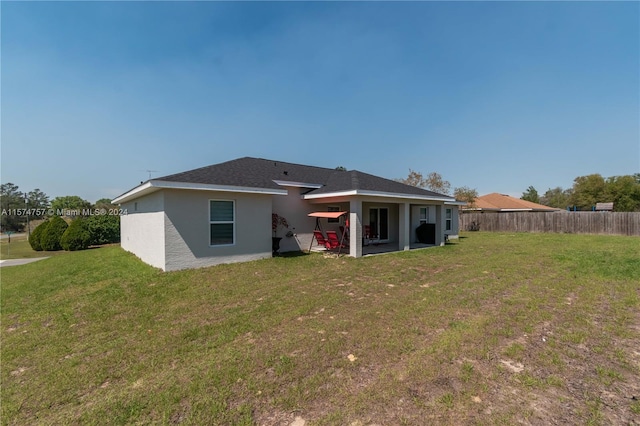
445 208 452 231
209 199 235 246
419 207 429 225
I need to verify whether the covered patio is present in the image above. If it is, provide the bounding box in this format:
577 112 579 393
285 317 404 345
305 200 449 257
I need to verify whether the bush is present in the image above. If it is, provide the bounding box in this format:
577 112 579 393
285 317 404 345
86 214 120 245
40 216 68 251
29 221 48 251
60 219 91 251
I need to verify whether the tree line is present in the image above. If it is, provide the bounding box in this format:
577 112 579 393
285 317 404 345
0 183 120 245
521 173 640 212
395 169 478 205
396 170 640 213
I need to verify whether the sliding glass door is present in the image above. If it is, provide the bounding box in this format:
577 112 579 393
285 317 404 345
369 207 389 240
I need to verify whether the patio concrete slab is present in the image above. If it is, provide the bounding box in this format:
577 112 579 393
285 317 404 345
0 257 49 267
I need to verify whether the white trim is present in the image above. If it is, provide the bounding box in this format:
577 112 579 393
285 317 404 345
302 190 358 199
113 180 287 204
445 200 467 206
272 180 323 189
462 208 559 212
303 189 455 202
112 181 155 204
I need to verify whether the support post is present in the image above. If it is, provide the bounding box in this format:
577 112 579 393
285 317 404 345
349 199 363 258
398 203 410 251
435 204 445 246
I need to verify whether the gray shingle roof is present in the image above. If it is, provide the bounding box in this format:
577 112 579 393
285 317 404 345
313 169 450 198
156 157 454 199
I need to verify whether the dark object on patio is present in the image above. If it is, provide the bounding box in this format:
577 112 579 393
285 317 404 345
272 237 283 256
363 225 379 246
416 223 436 244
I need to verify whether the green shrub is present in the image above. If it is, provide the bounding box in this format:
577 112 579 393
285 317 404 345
61 219 91 251
86 214 120 245
40 216 68 251
28 221 48 251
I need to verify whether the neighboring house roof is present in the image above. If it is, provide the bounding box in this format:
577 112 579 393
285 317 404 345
464 193 560 212
113 157 457 204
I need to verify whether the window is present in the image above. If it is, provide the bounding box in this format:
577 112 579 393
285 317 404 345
369 207 389 240
419 207 429 224
445 208 452 231
328 206 340 223
210 200 234 245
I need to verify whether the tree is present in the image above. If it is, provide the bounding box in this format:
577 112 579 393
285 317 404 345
454 186 479 208
1 183 21 198
397 169 451 195
396 169 426 187
28 189 50 210
1 183 26 231
605 175 640 212
40 216 68 251
86 214 120 245
0 184 51 232
335 166 347 171
29 220 48 251
521 186 540 204
94 198 116 210
50 196 92 213
61 219 91 251
569 174 607 210
1 183 22 203
540 187 571 209
561 173 640 211
424 172 451 195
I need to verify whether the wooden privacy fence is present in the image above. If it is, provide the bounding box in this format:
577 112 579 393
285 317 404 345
460 212 640 236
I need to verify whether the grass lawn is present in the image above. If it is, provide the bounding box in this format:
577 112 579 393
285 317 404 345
0 234 68 260
1 232 639 425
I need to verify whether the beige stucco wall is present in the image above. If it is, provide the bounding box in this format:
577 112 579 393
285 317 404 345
120 191 166 270
163 189 272 271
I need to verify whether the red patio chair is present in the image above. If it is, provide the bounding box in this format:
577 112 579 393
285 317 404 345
312 230 330 249
326 230 346 249
363 225 378 246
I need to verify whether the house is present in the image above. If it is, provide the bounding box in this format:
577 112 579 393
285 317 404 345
112 157 462 271
462 193 560 212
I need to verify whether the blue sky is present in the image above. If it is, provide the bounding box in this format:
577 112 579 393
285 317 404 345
2 1 638 202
